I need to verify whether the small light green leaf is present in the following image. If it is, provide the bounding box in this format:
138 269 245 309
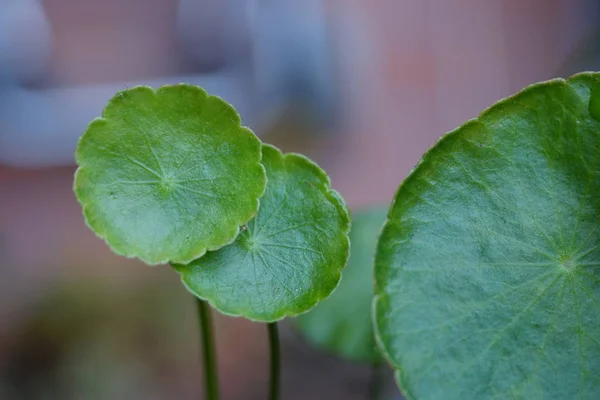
175 144 350 322
295 207 386 363
374 72 600 399
74 85 266 265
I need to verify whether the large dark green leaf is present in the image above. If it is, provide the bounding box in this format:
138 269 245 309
295 208 386 363
74 85 266 265
175 145 350 322
374 72 600 399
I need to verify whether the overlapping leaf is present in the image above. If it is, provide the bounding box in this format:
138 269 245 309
74 85 266 264
175 145 350 322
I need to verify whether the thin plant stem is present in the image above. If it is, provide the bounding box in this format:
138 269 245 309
368 363 385 400
268 322 281 400
197 298 219 400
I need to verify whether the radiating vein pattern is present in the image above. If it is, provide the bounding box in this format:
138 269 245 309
74 84 266 264
175 145 350 322
374 73 600 399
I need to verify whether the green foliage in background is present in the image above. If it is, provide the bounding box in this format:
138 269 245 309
296 208 386 363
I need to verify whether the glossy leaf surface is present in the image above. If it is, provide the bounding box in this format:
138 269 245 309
295 208 386 363
374 73 600 399
74 85 266 265
175 145 350 322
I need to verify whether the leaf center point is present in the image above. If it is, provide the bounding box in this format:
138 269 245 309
158 176 177 194
558 257 577 273
240 231 261 252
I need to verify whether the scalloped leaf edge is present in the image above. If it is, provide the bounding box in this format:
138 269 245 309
73 84 267 265
174 144 351 322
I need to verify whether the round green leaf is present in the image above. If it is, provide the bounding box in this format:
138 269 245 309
374 72 600 399
295 207 386 363
174 144 350 322
74 85 266 265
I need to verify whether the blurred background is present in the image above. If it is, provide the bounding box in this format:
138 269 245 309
1 0 600 399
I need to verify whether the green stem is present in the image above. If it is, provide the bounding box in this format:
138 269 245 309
368 363 384 400
268 322 281 400
197 298 219 400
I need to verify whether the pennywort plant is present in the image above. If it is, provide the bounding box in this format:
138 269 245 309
75 71 600 400
374 72 600 399
74 84 350 400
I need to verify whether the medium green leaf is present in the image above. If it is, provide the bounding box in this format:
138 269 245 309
295 207 386 363
174 144 350 322
374 72 600 399
74 85 266 265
